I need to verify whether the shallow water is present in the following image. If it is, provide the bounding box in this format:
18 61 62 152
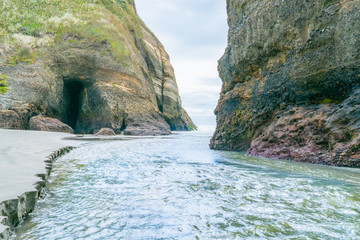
15 132 360 239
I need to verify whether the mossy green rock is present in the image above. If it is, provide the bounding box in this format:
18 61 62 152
0 0 195 134
211 0 360 166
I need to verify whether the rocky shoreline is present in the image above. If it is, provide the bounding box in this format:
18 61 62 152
211 0 359 167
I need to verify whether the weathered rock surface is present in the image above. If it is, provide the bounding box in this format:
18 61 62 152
29 115 74 134
124 125 170 136
124 114 171 135
248 90 360 167
211 0 360 167
94 128 116 136
0 110 21 129
0 0 194 135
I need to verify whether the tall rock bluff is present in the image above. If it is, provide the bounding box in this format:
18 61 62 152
211 0 360 167
0 0 195 135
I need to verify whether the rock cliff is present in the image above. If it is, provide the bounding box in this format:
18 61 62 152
0 0 195 135
211 0 360 167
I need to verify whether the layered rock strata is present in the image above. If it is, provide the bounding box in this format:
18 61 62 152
211 0 360 167
0 0 195 135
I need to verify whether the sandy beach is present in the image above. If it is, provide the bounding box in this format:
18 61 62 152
0 129 84 202
0 129 85 238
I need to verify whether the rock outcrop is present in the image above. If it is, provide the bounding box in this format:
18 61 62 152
0 0 195 135
211 0 360 167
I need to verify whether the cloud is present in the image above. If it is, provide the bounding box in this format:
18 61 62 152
136 0 228 129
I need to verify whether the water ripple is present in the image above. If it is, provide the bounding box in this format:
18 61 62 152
15 132 360 240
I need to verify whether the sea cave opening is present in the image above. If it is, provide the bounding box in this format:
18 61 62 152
63 79 86 131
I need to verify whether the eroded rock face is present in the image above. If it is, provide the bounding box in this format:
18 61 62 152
29 115 74 134
0 0 194 135
248 90 360 167
211 0 360 167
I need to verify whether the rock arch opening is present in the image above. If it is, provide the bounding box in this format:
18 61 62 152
63 79 87 131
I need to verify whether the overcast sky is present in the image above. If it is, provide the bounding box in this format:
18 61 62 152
135 0 228 130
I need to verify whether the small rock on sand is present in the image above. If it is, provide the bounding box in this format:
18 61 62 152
94 128 116 136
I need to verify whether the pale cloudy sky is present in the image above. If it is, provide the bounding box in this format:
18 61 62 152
135 0 228 130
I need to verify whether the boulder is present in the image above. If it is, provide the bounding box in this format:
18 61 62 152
29 115 74 134
124 121 171 136
94 128 116 136
0 110 21 130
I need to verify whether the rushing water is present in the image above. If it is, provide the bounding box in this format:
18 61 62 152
15 132 360 239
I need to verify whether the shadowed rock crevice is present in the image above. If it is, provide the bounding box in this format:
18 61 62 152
63 79 87 132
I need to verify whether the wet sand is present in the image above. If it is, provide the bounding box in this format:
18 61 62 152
0 129 84 203
0 129 86 238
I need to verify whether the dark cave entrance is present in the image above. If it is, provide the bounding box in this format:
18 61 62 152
63 79 86 131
